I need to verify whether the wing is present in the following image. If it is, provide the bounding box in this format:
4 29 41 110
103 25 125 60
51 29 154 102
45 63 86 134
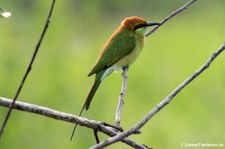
88 29 135 76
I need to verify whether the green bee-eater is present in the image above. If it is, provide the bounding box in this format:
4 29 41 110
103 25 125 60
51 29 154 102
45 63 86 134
71 16 160 140
85 16 160 110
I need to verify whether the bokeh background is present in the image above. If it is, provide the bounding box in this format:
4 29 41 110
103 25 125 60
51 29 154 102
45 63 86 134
1 0 225 148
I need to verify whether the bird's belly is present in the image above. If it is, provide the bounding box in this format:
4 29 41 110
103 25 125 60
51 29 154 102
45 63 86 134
113 39 144 71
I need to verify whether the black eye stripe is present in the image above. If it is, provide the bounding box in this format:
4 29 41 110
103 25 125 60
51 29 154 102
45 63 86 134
134 24 147 31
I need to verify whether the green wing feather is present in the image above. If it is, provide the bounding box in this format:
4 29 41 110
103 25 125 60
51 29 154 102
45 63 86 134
88 29 135 76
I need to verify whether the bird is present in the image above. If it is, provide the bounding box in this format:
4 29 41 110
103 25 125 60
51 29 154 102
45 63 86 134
70 16 160 140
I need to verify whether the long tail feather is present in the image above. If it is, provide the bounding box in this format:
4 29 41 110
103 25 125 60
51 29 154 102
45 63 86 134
70 80 101 140
85 80 101 110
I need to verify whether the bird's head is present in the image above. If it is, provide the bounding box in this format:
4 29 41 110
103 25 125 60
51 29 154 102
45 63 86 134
121 16 160 36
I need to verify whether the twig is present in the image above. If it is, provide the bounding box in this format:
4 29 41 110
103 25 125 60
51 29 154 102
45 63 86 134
115 66 129 127
90 43 225 149
0 0 56 138
0 97 148 149
94 130 100 143
145 0 197 37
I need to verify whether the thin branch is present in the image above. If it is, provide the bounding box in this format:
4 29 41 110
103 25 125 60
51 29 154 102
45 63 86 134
94 130 100 144
90 43 225 149
115 66 129 127
0 0 56 138
0 97 148 149
145 0 197 37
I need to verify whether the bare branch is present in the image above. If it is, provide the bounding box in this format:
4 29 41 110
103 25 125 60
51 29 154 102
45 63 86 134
90 42 225 149
0 97 148 149
115 66 129 127
145 0 197 37
0 0 56 138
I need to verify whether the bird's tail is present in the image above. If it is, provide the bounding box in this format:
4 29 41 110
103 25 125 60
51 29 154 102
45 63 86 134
70 79 101 140
85 80 101 110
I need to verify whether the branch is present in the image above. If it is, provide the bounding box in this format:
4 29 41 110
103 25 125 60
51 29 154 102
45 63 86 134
90 43 225 149
145 0 197 37
115 66 129 127
0 97 149 149
0 0 56 138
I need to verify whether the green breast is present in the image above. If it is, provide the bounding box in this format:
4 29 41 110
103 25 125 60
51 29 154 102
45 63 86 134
113 35 145 69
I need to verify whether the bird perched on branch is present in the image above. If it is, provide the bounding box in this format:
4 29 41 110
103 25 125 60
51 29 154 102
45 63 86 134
71 16 160 140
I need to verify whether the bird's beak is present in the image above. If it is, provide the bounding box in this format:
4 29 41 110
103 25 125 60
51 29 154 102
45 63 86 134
146 22 161 27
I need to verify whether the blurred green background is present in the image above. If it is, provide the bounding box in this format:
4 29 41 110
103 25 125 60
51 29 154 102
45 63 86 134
1 0 225 148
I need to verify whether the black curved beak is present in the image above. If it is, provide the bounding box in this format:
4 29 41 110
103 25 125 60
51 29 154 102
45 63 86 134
146 22 161 27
